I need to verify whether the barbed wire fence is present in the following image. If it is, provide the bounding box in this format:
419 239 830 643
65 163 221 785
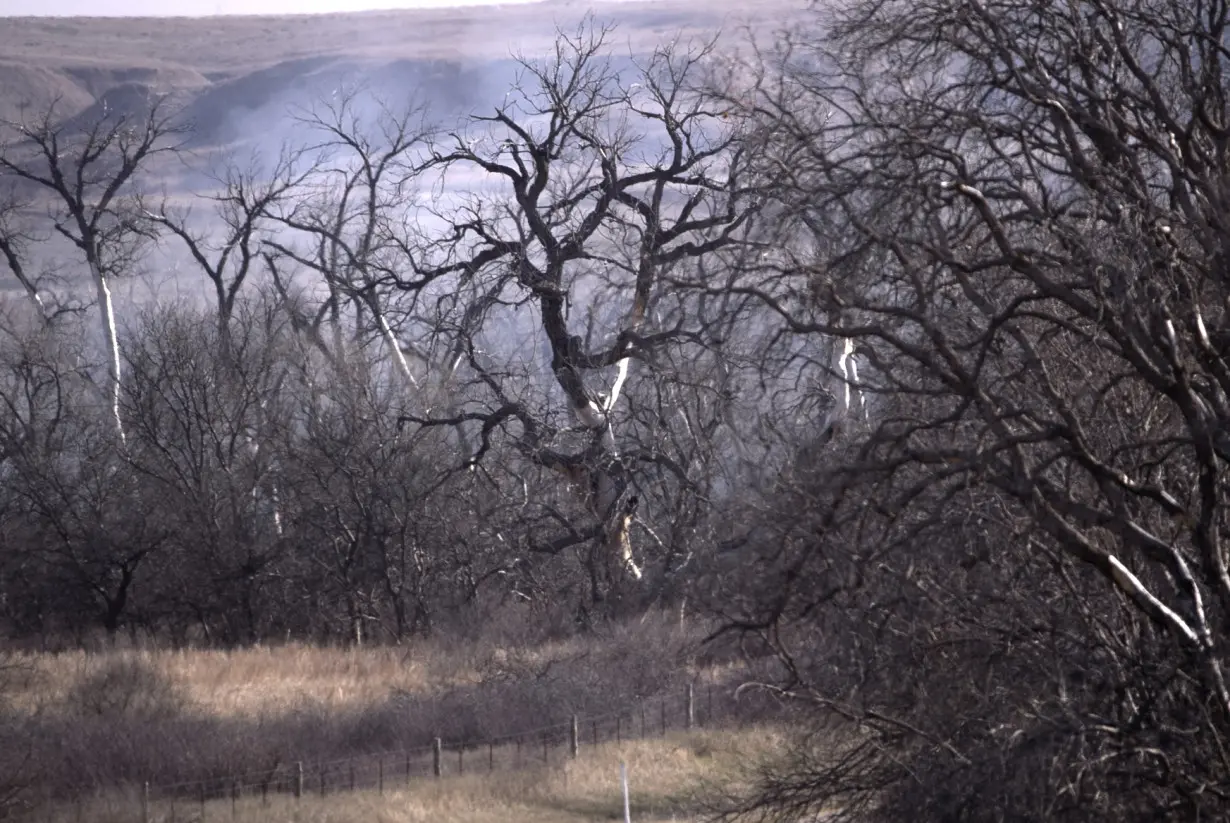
24 680 777 822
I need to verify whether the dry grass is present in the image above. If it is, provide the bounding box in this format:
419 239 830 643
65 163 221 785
10 619 733 717
45 727 782 823
0 619 769 815
9 642 481 716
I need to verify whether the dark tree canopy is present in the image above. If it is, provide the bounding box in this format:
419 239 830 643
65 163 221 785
707 0 1230 820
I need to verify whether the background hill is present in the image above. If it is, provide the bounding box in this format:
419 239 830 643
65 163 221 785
0 0 800 144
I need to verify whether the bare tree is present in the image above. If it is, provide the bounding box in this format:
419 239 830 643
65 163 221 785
144 146 309 354
0 323 165 639
119 300 294 643
0 97 186 441
399 24 757 608
702 0 1230 818
262 89 437 389
0 189 51 322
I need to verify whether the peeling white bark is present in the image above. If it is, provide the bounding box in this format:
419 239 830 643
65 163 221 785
1107 554 1199 645
837 336 865 418
575 395 640 582
242 431 284 538
606 356 632 414
268 476 285 537
618 525 643 580
576 398 606 430
93 267 125 444
16 281 47 320
1196 309 1212 350
375 307 419 389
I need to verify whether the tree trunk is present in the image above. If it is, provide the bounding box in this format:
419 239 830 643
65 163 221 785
92 266 125 443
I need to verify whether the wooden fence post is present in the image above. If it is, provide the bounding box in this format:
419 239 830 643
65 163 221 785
660 698 667 736
616 715 622 744
433 738 443 778
592 719 598 747
378 756 384 795
349 759 355 792
295 762 304 799
230 780 237 820
458 746 465 775
542 733 549 764
199 784 206 820
686 683 695 731
405 750 412 785
640 703 646 737
570 715 579 759
489 741 494 772
621 761 632 823
141 781 150 823
319 763 326 797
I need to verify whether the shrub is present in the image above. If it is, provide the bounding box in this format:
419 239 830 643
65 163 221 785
64 655 184 720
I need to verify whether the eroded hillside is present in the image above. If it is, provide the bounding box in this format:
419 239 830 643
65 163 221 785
0 0 799 145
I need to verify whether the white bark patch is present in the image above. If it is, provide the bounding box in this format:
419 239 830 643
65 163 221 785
1163 318 1178 352
1107 554 1199 645
611 510 642 581
93 268 125 444
837 337 864 418
606 356 632 413
1196 309 1212 350
25 288 46 318
576 399 606 430
270 482 284 537
375 309 419 389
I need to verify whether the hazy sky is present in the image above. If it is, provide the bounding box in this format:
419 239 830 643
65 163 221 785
0 0 544 15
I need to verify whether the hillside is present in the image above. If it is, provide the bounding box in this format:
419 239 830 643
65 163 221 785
0 0 803 143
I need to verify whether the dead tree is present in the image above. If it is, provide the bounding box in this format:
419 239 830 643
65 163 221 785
262 90 438 391
401 25 757 605
0 97 186 442
145 145 309 355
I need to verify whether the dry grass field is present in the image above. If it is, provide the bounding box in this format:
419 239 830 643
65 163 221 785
7 632 742 717
0 616 786 822
10 643 451 716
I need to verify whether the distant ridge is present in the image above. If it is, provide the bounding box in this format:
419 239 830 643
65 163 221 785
0 0 805 142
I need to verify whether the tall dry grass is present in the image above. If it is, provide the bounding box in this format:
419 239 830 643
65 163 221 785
8 615 723 717
11 644 440 717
